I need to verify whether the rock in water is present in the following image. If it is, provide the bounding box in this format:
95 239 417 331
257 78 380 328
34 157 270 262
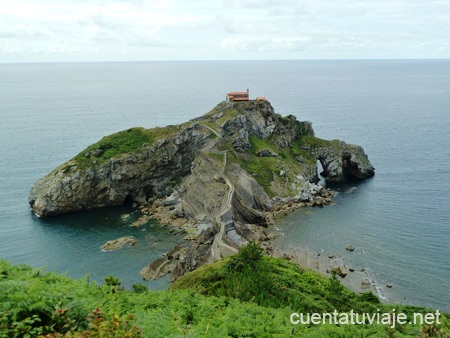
314 141 375 182
101 236 138 251
332 265 348 277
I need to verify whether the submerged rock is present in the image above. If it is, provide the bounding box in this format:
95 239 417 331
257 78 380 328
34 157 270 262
361 279 371 290
132 215 152 227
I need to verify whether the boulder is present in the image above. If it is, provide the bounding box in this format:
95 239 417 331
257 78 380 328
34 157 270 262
172 207 185 218
333 265 348 277
361 279 371 290
163 192 179 207
295 155 306 163
256 149 277 157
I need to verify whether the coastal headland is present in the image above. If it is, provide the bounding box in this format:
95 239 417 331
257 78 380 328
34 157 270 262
29 100 375 288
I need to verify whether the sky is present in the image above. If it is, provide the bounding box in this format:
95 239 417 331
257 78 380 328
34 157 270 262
1 0 449 63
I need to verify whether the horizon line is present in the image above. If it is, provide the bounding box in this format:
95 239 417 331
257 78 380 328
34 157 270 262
1 57 449 65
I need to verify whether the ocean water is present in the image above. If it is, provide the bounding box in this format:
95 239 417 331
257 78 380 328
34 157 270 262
0 60 449 310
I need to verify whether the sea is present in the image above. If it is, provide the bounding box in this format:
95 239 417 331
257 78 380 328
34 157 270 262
0 60 448 311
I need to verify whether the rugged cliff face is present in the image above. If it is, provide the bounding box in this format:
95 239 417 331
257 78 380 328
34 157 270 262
29 126 211 217
313 141 375 182
29 100 374 219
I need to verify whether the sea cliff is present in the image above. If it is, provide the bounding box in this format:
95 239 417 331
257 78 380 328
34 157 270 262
29 100 374 279
29 100 373 217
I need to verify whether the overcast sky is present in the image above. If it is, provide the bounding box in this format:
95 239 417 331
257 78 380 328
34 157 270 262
1 0 449 63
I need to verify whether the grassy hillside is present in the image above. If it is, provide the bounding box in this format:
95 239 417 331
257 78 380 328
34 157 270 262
172 243 381 313
1 248 449 337
71 125 183 169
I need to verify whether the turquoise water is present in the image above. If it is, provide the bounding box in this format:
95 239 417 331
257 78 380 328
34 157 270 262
0 60 449 310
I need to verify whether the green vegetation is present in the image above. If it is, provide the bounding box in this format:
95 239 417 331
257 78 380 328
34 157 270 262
19 101 448 336
199 104 241 134
73 128 151 168
235 132 350 198
51 101 243 173
200 101 340 198
173 243 450 337
173 242 379 313
68 125 182 169
293 134 342 152
215 134 280 198
1 250 449 337
217 132 320 198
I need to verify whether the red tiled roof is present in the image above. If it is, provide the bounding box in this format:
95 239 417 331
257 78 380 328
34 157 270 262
227 92 248 96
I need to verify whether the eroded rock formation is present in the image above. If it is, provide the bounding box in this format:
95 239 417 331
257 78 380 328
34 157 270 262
29 126 211 217
314 141 375 182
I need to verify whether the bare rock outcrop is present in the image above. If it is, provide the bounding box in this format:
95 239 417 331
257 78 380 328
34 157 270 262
140 226 217 282
180 153 227 222
314 141 375 182
220 101 314 153
227 163 272 226
29 126 211 217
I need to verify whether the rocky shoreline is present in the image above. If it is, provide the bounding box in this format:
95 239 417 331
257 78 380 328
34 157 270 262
122 204 384 300
125 185 383 299
269 240 382 297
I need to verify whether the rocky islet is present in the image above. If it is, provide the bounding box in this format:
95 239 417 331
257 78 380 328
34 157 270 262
29 100 375 282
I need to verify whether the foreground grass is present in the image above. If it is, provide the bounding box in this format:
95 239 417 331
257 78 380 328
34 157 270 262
172 244 450 338
1 246 449 337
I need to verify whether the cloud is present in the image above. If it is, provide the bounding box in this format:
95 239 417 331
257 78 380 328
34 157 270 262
76 12 165 48
0 0 449 62
0 21 54 39
220 36 310 52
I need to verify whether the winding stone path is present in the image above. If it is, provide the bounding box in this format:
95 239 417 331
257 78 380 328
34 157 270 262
215 150 238 255
196 123 221 138
194 124 238 259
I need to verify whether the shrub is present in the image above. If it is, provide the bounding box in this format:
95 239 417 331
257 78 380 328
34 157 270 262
132 284 148 294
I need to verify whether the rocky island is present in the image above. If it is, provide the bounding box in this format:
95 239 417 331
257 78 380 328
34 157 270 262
29 100 374 281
